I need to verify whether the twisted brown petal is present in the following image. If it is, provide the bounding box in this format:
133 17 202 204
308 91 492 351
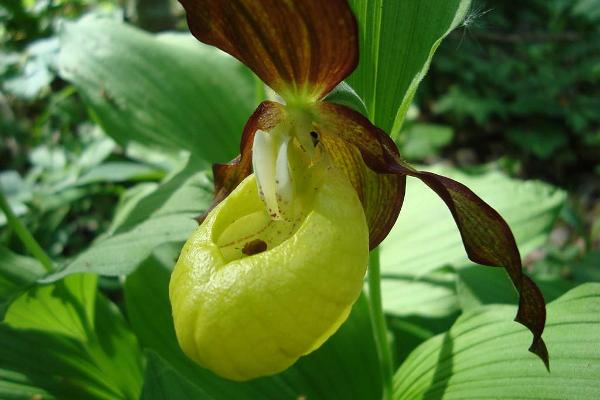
316 102 549 368
179 0 358 101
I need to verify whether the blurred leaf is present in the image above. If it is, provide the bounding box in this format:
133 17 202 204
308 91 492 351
58 16 256 164
0 246 45 319
0 274 143 399
348 0 470 136
141 351 211 400
0 171 31 226
507 128 568 159
572 251 600 282
125 250 382 400
380 166 566 279
393 283 600 399
456 265 576 312
398 123 454 160
48 157 213 279
2 37 59 100
106 182 159 236
572 0 600 21
76 162 163 185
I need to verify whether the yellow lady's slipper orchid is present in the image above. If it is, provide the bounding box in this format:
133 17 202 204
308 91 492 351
169 0 549 381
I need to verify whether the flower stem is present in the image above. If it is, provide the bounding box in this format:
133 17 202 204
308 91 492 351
0 190 54 272
368 246 394 400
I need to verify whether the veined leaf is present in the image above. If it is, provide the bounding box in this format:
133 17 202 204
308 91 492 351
393 283 600 399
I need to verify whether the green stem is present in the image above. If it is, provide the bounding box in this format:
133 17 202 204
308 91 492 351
0 191 54 272
368 246 394 400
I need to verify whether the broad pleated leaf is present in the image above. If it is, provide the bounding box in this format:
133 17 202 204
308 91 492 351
180 0 358 101
348 0 471 136
393 283 600 399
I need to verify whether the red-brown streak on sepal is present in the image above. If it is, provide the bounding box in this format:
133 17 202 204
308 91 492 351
316 102 549 368
195 101 285 224
316 126 406 250
178 0 358 101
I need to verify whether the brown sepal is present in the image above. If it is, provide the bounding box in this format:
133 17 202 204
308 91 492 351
178 0 358 101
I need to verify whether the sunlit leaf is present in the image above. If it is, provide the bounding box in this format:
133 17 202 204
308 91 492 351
0 246 45 319
0 274 143 400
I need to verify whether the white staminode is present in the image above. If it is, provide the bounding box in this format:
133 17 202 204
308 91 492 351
252 129 293 219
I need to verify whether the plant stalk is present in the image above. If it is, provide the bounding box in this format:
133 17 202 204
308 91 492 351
0 190 54 272
368 246 394 400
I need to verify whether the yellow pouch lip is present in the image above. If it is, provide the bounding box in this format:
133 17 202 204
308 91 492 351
170 171 368 381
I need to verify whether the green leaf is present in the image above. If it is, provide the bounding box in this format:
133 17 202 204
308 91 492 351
380 166 566 278
348 0 470 136
58 16 256 163
76 162 164 186
0 246 46 319
381 268 459 318
126 249 382 399
49 158 213 279
0 274 143 400
393 283 600 399
456 265 576 312
141 352 212 400
324 81 369 117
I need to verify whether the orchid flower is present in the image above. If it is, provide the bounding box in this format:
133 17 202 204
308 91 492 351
169 0 548 381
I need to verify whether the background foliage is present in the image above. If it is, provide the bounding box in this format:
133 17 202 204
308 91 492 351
1 0 599 399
